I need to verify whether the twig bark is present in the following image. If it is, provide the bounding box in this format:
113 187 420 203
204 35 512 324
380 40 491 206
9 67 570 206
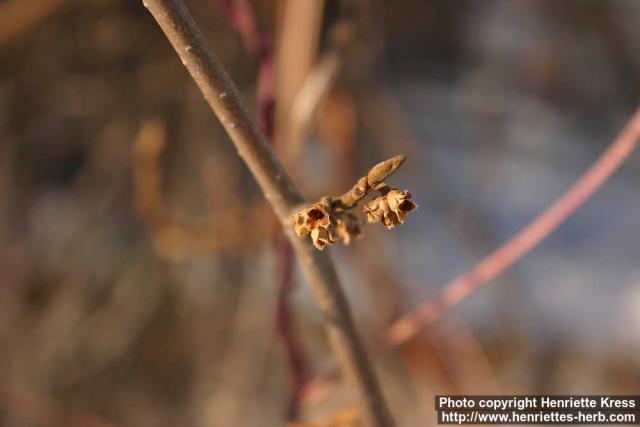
141 1 395 426
387 106 640 346
333 154 406 210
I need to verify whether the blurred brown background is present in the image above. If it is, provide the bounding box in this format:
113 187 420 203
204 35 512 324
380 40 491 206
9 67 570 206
1 0 639 426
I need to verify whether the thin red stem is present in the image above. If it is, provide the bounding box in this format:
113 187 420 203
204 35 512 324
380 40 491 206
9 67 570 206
275 236 311 418
212 0 309 416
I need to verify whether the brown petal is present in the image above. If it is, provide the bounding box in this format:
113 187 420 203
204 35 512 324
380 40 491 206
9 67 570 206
398 199 417 212
363 197 383 223
311 227 336 250
294 223 310 237
386 189 408 211
310 228 323 250
382 211 400 229
339 230 352 245
365 210 379 223
335 212 363 245
294 213 310 237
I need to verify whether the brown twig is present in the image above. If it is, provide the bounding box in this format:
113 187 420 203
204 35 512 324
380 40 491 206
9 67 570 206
332 154 406 210
273 6 355 413
141 1 394 426
387 106 640 346
275 10 356 412
292 155 416 250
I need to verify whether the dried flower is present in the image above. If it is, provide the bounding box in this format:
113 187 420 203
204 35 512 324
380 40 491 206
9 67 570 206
310 227 336 250
293 200 337 250
291 156 416 250
363 189 417 229
335 212 362 245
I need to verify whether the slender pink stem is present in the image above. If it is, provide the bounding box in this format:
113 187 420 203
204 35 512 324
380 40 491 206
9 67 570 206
387 107 640 346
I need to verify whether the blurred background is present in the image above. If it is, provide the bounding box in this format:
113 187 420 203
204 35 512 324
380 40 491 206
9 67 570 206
1 0 639 426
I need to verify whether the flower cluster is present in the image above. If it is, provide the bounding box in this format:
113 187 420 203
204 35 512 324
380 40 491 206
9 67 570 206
292 155 417 250
293 201 336 250
364 189 417 229
334 211 362 245
293 199 365 250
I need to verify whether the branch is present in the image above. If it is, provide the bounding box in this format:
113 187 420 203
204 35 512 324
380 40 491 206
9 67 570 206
292 155 416 250
387 106 640 346
141 1 394 426
333 155 406 210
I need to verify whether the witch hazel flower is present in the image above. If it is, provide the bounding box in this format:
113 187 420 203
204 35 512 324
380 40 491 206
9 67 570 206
363 188 417 229
334 211 362 245
293 199 337 250
291 155 416 250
